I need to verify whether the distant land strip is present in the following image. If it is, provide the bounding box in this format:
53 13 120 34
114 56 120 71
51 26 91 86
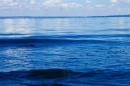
0 15 130 19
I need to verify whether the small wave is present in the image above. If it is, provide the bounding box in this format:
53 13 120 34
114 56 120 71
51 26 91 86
28 69 77 79
1 34 129 39
79 69 130 78
0 38 112 44
0 69 78 80
0 69 74 86
22 83 68 86
1 69 130 85
0 34 129 48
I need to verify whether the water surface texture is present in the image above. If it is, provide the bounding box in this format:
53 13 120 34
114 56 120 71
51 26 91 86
0 17 130 86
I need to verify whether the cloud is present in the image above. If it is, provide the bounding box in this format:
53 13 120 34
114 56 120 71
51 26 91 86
110 0 118 3
42 0 83 9
95 4 105 8
43 0 62 7
121 0 130 2
0 0 129 16
61 3 83 9
0 0 17 7
0 0 35 6
30 0 35 4
86 0 91 4
2 0 13 3
0 0 37 11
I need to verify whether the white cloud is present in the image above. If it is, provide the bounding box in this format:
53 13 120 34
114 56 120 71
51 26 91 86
30 0 35 4
0 0 18 7
96 4 105 8
86 0 91 4
126 0 130 2
0 0 129 16
110 0 118 3
0 0 35 6
1 0 13 2
0 0 37 11
61 3 83 9
43 0 62 7
121 0 130 2
42 0 83 9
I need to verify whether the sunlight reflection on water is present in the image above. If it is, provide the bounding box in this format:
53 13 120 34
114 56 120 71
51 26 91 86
0 17 130 35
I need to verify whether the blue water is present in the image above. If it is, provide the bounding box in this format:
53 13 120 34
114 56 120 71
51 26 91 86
0 16 130 86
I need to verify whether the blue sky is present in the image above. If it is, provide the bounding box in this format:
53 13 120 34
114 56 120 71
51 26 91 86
0 0 130 16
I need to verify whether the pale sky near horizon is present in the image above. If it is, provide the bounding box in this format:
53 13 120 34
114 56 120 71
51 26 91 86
0 0 130 16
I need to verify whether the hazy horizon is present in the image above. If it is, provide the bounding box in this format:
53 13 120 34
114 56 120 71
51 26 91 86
0 14 130 17
0 0 130 16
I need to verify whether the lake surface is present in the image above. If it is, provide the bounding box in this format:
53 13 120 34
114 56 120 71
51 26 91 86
0 16 130 86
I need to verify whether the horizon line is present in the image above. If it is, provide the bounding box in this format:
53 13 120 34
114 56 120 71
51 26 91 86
0 14 130 18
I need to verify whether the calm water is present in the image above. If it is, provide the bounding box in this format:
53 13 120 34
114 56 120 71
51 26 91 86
0 17 130 86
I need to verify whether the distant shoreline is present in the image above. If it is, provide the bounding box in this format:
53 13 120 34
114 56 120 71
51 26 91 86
0 15 130 19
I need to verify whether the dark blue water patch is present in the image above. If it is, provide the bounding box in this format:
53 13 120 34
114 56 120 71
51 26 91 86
1 34 130 39
1 69 130 85
101 28 130 32
0 69 77 80
0 69 78 86
59 34 130 40
0 38 115 44
0 34 129 45
88 14 130 18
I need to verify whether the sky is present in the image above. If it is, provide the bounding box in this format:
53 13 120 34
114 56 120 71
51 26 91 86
0 0 130 16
